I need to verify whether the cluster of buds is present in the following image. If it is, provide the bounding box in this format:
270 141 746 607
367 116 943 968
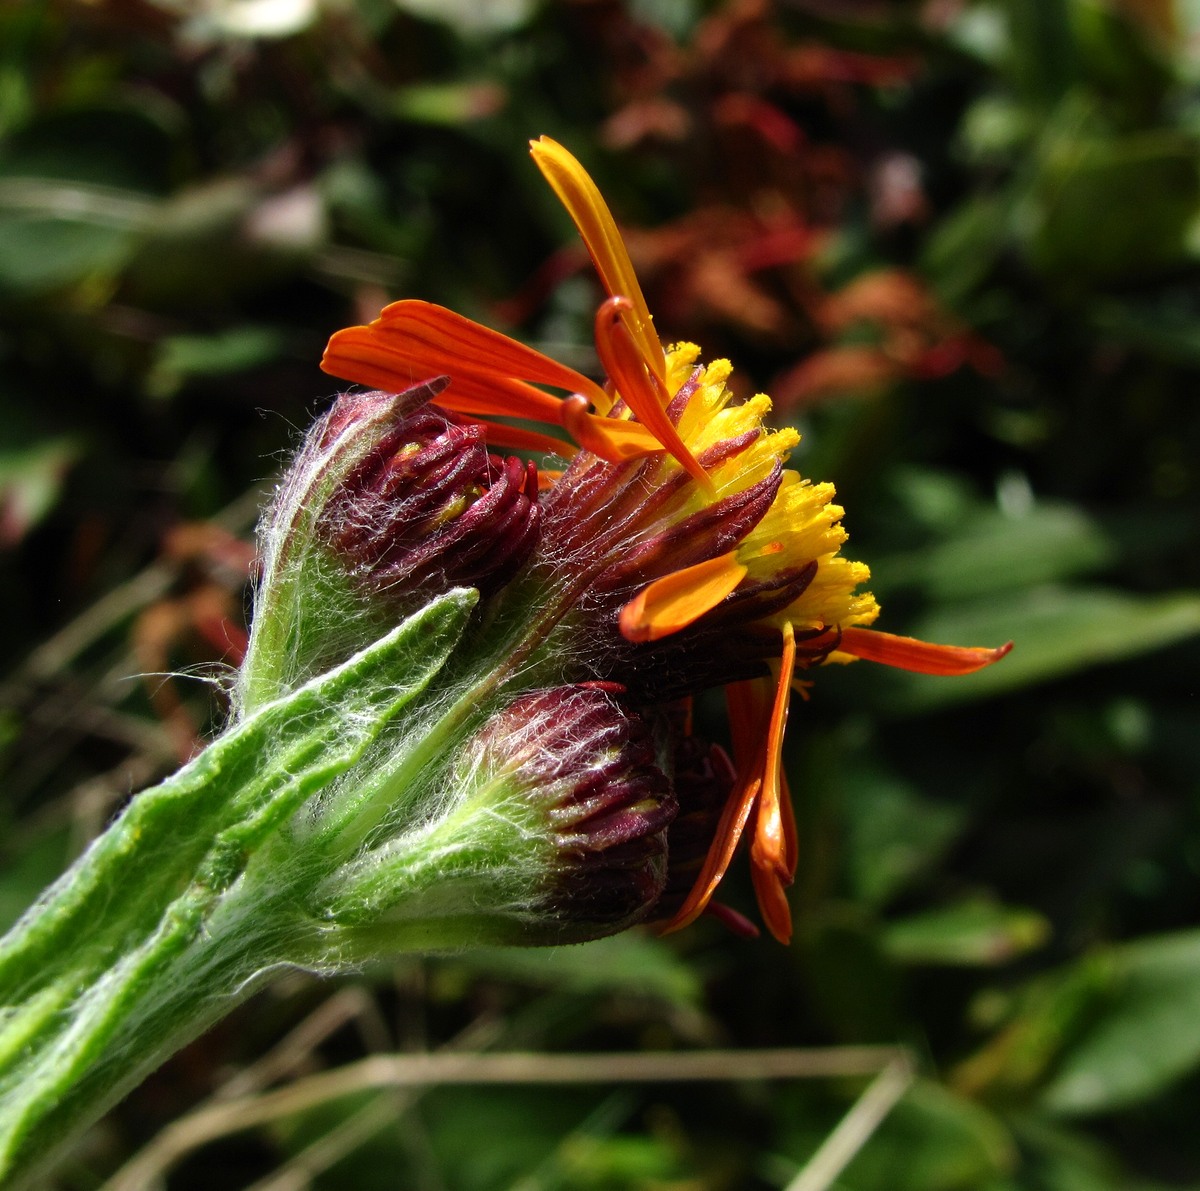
0 136 1015 1191
247 138 1009 948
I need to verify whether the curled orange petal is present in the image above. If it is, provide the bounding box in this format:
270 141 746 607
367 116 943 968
619 552 747 643
725 674 771 769
750 861 794 945
749 621 797 943
530 136 665 381
595 298 715 495
451 417 576 458
661 776 761 936
322 328 572 428
321 301 616 433
366 300 611 408
661 673 778 936
560 395 665 464
838 627 1013 675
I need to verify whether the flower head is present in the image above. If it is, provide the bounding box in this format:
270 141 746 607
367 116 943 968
320 137 1010 944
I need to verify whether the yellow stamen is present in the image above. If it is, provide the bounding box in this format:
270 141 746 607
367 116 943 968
619 552 748 643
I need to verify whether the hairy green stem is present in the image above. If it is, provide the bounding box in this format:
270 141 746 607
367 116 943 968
0 592 477 1189
0 548 638 1186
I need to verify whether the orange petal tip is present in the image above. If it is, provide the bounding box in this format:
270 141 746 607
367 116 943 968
619 553 747 643
839 627 1013 676
529 137 664 377
661 776 762 935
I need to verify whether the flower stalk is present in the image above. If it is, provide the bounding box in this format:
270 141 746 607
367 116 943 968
0 136 1010 1188
0 594 476 1187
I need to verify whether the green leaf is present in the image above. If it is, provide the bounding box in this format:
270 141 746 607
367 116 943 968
1091 294 1200 366
852 1081 1015 1191
1028 130 1200 281
800 908 903 1040
0 107 174 189
784 1080 1015 1191
1011 1116 1148 1191
840 763 968 908
1041 930 1200 1115
0 107 169 292
419 1086 607 1191
147 326 289 399
872 504 1116 601
1007 0 1079 105
952 956 1112 1102
960 95 1036 162
881 898 1050 967
922 193 1012 304
393 81 506 125
0 212 138 292
156 326 287 377
0 588 478 996
0 592 480 1185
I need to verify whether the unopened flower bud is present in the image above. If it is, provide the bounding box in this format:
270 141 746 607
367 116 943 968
319 684 677 948
323 402 540 601
476 686 677 934
236 379 540 713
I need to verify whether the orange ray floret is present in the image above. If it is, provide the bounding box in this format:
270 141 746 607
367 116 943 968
838 627 1013 674
530 136 665 381
322 302 669 466
329 299 612 412
662 622 799 940
748 621 798 944
451 417 576 458
324 329 562 423
594 299 714 494
619 551 748 643
661 771 762 936
560 395 669 462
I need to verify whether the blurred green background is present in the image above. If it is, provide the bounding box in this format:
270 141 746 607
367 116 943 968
4 0 1200 1187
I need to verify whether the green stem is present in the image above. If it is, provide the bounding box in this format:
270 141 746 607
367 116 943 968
0 592 477 1189
0 882 292 1190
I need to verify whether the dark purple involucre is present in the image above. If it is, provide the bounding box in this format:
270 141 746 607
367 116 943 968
320 389 541 601
479 685 679 931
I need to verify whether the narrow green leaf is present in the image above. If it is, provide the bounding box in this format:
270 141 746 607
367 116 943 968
0 588 477 996
1029 131 1200 280
787 1080 1015 1191
0 436 79 545
840 764 967 908
873 504 1116 600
